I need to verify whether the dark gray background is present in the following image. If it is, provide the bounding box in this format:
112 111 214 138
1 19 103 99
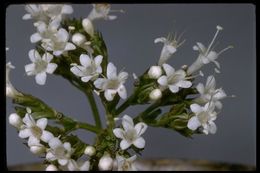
6 4 256 166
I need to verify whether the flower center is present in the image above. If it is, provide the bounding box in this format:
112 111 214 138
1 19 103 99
106 79 120 89
54 146 66 159
35 60 48 73
168 74 183 84
125 129 137 142
197 112 210 124
31 126 43 139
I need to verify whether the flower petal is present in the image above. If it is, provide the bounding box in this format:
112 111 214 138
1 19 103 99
63 142 71 152
46 152 56 161
122 115 134 131
57 28 68 42
190 104 203 114
154 37 166 44
42 52 54 63
81 76 93 82
94 55 103 66
113 128 125 139
120 140 131 150
104 89 116 101
58 159 68 166
107 62 117 79
46 63 58 74
206 75 216 90
157 76 168 86
18 128 31 139
208 122 217 134
135 122 148 136
29 49 41 62
48 137 62 149
80 54 91 67
196 83 205 94
196 42 206 53
118 72 128 82
41 130 54 143
187 116 201 130
25 63 36 76
133 137 145 149
162 63 175 76
176 80 192 88
94 78 106 89
118 85 127 99
70 65 84 77
169 84 179 93
36 118 47 130
65 43 76 51
80 161 90 171
30 33 42 43
23 114 35 127
28 136 40 146
62 5 73 14
35 72 47 85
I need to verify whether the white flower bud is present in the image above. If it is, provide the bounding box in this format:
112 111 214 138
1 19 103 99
8 113 22 129
72 33 86 46
30 145 46 155
148 66 162 79
149 89 162 101
46 164 58 171
6 62 22 98
82 18 94 37
98 154 114 171
84 145 96 156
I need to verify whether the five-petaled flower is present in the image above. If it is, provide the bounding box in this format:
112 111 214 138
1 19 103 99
157 63 192 93
94 62 128 101
18 108 54 146
115 154 137 171
67 159 90 171
113 115 148 150
46 137 73 166
155 32 185 66
25 49 58 85
187 102 218 135
70 54 103 83
195 75 227 109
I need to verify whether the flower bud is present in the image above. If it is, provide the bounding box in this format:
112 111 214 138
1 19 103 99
82 18 94 37
30 145 46 155
98 154 114 170
148 66 162 79
84 145 96 156
8 113 23 129
6 62 22 98
46 164 58 171
72 33 86 46
149 89 162 101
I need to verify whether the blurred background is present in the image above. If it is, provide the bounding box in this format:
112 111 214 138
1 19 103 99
6 4 256 166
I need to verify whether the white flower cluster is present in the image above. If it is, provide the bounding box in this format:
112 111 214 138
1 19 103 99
8 107 92 171
147 25 231 135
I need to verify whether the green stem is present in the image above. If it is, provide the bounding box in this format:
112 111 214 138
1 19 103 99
77 122 101 133
114 92 137 116
134 101 161 122
84 89 102 128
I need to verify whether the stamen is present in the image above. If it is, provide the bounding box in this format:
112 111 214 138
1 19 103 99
218 45 234 56
205 26 223 55
110 9 125 13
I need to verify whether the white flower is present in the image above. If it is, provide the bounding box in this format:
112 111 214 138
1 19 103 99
195 75 226 109
94 62 128 101
149 89 162 101
115 154 137 171
155 32 185 66
187 25 233 75
157 64 192 93
18 108 54 144
40 27 76 56
113 115 147 150
9 113 23 129
67 159 90 171
84 145 96 156
23 4 73 25
70 54 103 83
30 143 46 155
25 49 58 85
98 153 114 171
148 65 162 79
46 164 58 171
82 18 94 37
46 137 73 166
88 4 119 21
71 33 93 54
187 103 217 135
6 62 22 98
